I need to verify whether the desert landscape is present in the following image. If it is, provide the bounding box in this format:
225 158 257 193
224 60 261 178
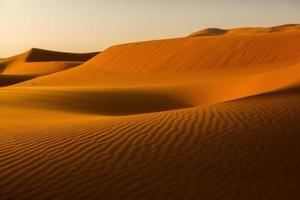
1 24 300 199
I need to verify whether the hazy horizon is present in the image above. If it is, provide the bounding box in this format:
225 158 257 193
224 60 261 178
1 0 300 57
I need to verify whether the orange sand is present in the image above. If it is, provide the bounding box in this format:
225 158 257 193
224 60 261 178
0 48 97 86
1 24 300 199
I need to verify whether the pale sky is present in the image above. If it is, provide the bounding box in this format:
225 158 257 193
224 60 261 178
0 0 300 57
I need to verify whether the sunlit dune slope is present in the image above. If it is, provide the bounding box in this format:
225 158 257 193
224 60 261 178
17 24 300 88
1 86 300 199
16 25 300 107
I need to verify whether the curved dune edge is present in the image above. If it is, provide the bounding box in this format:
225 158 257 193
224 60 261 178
11 29 300 83
0 48 99 86
188 24 300 37
11 62 300 116
25 48 98 62
1 86 300 199
0 87 193 116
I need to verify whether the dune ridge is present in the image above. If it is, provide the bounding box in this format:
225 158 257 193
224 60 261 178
188 24 300 37
14 26 300 88
15 27 300 109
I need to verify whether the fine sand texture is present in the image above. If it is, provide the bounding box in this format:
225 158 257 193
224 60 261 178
1 24 300 199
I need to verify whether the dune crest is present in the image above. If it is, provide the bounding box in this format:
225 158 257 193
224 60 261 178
14 25 300 81
188 24 300 37
16 26 300 105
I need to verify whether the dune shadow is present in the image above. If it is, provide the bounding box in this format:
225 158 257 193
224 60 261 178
53 90 193 115
224 84 300 104
0 75 38 87
12 89 193 115
0 60 11 73
25 48 98 62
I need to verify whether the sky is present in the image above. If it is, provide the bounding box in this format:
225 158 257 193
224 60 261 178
0 0 300 57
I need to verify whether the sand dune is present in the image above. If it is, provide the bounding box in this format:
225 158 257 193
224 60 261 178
0 59 11 73
15 25 300 89
1 24 300 199
0 48 98 85
1 86 300 199
25 48 98 62
0 87 193 115
189 24 300 37
12 62 300 108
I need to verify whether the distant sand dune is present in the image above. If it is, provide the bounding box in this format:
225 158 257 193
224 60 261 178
1 48 98 75
189 24 300 37
0 48 98 85
25 48 98 62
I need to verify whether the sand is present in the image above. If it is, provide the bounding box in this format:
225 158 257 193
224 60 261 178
1 24 300 199
188 24 300 37
0 48 98 86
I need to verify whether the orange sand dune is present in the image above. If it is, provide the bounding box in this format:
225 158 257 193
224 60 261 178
1 24 300 199
16 26 300 107
15 25 300 89
1 48 98 75
14 62 300 107
1 86 300 199
0 59 11 73
1 48 97 75
0 48 98 85
189 24 300 37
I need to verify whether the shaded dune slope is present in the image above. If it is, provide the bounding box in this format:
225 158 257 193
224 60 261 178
1 86 300 199
0 75 37 87
0 59 11 73
25 48 98 62
0 87 192 115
